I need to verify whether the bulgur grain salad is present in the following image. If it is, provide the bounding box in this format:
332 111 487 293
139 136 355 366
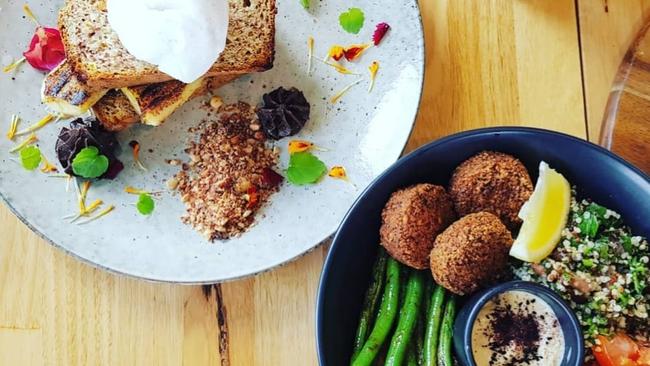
515 194 650 347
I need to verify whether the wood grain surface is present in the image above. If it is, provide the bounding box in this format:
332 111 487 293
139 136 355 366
0 1 647 365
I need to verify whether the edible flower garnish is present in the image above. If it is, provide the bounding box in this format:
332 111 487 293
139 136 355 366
9 133 37 153
71 146 109 179
124 186 162 196
40 154 58 173
326 45 345 62
287 151 327 185
6 115 19 140
136 194 155 215
324 61 359 75
373 23 391 46
15 113 56 136
288 140 315 154
3 58 26 73
128 140 147 171
77 205 115 225
19 145 42 171
326 44 371 62
66 198 104 223
78 180 91 213
328 166 348 180
339 7 365 34
343 44 371 62
261 167 284 188
331 79 363 104
368 61 380 92
307 36 314 74
20 5 65 72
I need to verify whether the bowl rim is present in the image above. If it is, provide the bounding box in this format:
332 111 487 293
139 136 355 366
454 280 585 366
316 126 650 364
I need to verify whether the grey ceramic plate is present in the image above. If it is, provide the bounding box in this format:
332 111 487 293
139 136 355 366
0 0 424 283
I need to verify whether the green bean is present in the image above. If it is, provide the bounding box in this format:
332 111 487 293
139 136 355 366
351 250 388 361
415 310 425 366
385 270 425 366
406 344 418 366
437 296 456 366
423 285 446 366
351 257 401 366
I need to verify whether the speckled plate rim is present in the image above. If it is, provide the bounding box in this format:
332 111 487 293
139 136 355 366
0 0 426 285
316 126 650 364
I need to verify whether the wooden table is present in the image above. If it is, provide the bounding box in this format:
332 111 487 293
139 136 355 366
1 1 649 365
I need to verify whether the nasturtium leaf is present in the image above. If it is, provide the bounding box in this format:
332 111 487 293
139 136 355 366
339 8 365 34
20 145 42 171
71 146 109 179
286 152 327 185
300 0 309 9
136 193 155 215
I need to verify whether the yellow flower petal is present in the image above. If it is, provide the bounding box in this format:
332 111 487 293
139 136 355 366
330 79 363 104
307 36 314 74
288 140 314 154
368 61 380 92
9 133 37 153
328 166 347 179
6 115 19 140
3 57 26 73
14 114 56 137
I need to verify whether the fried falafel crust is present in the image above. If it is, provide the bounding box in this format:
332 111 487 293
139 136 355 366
430 212 513 295
380 184 456 269
449 151 533 231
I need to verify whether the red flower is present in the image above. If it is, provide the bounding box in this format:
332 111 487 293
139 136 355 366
23 27 65 72
373 23 391 46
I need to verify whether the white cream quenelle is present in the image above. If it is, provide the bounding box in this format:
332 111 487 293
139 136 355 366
106 0 229 83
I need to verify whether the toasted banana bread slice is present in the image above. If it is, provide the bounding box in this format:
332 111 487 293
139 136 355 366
59 0 276 91
92 89 140 132
121 78 205 126
93 74 240 131
42 61 107 117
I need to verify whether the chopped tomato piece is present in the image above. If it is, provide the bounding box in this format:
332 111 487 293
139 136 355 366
594 334 640 366
638 347 650 366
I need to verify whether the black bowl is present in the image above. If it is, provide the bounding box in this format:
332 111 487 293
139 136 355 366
316 127 650 365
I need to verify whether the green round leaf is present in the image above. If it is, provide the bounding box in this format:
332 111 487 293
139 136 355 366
286 152 327 185
136 194 155 215
72 146 109 179
299 0 309 9
19 145 42 171
339 7 365 34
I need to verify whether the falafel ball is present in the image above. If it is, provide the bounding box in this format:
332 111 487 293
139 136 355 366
430 212 513 295
380 184 456 269
449 151 533 231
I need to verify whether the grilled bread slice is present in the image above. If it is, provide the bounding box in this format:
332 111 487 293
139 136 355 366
120 78 205 126
92 89 140 132
42 61 107 117
58 0 276 91
93 74 240 131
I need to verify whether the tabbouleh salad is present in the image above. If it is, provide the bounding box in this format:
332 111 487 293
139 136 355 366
515 195 650 347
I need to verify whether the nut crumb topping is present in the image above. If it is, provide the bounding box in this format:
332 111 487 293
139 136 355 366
174 102 282 240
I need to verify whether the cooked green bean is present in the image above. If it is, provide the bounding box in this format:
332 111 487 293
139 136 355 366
437 296 456 366
385 270 425 366
406 344 418 366
351 257 401 366
351 250 388 361
423 285 446 366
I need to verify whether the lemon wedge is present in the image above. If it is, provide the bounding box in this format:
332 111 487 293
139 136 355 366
509 161 571 263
